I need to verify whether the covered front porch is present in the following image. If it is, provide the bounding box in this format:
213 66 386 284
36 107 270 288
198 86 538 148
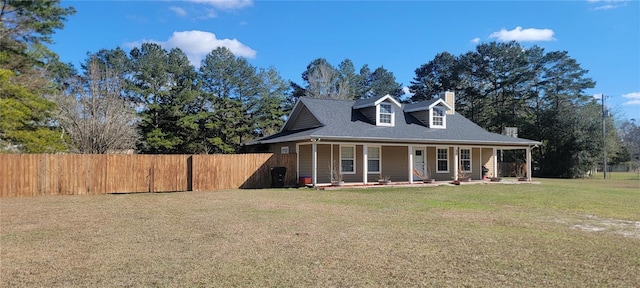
296 141 534 187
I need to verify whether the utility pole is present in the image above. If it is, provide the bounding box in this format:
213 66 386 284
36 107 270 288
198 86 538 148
602 94 607 180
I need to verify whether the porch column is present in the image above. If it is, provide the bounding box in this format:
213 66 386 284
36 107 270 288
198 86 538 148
453 146 459 181
296 143 300 181
526 146 532 181
312 141 317 186
408 145 414 184
493 148 498 178
329 143 334 184
479 148 483 179
363 144 368 185
453 146 460 181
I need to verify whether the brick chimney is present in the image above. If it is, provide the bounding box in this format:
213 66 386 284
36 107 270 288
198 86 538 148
440 91 455 115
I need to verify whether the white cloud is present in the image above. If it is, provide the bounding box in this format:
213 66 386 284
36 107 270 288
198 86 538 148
188 0 253 10
402 86 414 96
593 93 604 100
169 6 187 17
175 0 252 19
622 92 640 105
588 0 628 10
201 9 217 19
594 4 616 10
125 30 257 67
470 37 480 44
625 99 640 105
489 26 555 42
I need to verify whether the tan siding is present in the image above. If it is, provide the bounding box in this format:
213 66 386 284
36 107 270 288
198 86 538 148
442 91 455 115
481 148 495 178
471 148 481 180
426 147 437 179
268 142 297 154
332 144 340 164
316 144 332 183
289 105 322 130
298 145 312 178
381 146 409 182
299 144 335 184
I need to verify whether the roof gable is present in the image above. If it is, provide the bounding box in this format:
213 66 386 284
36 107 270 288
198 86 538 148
352 94 401 109
280 99 322 132
404 98 453 127
352 94 402 126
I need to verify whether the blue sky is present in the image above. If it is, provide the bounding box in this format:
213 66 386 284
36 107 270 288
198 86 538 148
51 0 639 120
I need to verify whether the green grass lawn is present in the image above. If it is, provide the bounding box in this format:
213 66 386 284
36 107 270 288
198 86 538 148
1 173 639 287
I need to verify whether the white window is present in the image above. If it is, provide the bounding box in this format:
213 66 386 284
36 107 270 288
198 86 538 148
436 148 449 173
367 146 380 173
377 103 394 126
460 148 471 172
431 107 445 128
280 146 289 154
341 145 355 174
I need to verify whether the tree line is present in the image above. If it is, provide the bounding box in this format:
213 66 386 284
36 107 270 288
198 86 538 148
50 45 404 154
407 42 630 177
1 0 637 178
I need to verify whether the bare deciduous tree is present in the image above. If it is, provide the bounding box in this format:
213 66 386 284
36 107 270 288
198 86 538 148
305 62 350 100
53 58 138 154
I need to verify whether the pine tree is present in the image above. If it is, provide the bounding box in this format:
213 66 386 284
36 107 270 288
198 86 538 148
0 0 75 152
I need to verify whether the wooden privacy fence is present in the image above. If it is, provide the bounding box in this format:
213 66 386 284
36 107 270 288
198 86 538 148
0 153 297 197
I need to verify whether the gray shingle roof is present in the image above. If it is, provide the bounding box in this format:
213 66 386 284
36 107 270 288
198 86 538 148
403 99 438 112
352 97 379 109
352 94 401 109
403 98 453 113
246 97 541 146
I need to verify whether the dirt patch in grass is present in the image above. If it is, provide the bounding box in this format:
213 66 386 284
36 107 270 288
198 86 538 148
2 183 639 287
558 214 640 239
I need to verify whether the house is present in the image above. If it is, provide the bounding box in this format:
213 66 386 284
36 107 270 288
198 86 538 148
244 92 541 186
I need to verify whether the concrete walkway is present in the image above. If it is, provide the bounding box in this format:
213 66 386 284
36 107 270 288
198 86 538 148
314 178 540 190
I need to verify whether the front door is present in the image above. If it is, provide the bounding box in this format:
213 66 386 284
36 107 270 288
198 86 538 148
413 148 426 181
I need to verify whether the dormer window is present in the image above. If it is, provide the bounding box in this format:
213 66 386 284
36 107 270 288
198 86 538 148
404 97 452 128
352 94 401 126
377 102 394 126
430 107 446 129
